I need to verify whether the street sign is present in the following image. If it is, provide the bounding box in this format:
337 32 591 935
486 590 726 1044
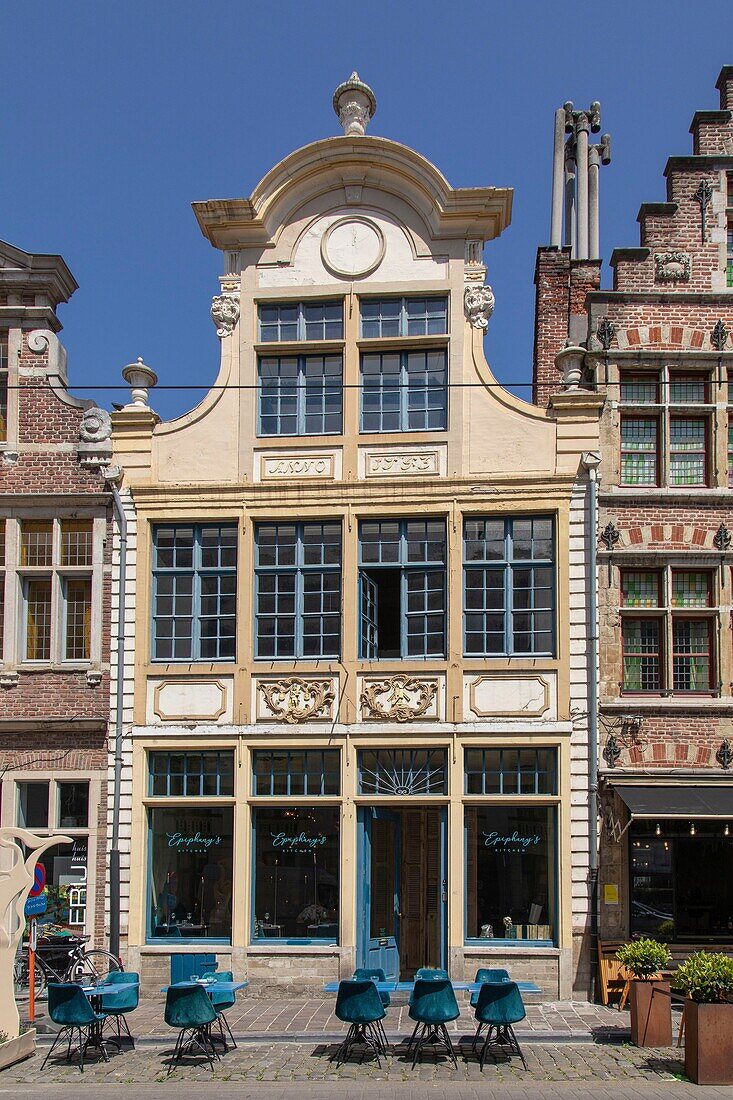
24 893 47 917
29 864 46 897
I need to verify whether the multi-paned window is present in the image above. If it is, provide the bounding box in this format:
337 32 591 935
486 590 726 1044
152 524 237 661
258 355 342 435
464 748 557 795
463 517 555 656
619 369 712 487
359 519 446 658
359 297 448 433
360 349 447 432
20 519 93 662
621 567 715 693
252 750 340 796
148 751 235 797
0 330 7 442
254 522 341 658
258 300 343 343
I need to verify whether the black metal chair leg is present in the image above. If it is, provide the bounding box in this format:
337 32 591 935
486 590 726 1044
406 1020 421 1053
440 1023 457 1067
472 1021 484 1051
78 1027 85 1073
508 1024 527 1069
167 1027 185 1075
411 1024 427 1069
41 1026 66 1070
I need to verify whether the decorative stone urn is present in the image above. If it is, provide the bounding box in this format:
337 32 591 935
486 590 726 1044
333 72 377 136
555 345 586 389
122 357 158 409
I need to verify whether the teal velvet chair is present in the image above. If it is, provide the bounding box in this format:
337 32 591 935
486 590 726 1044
353 967 391 1005
209 969 237 1050
41 983 107 1072
331 979 387 1067
407 977 460 1068
100 969 139 1048
164 983 219 1073
470 967 510 1010
472 980 527 1069
414 967 449 980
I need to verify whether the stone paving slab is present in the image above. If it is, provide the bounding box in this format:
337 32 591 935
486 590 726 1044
1 1037 694 1089
23 996 638 1042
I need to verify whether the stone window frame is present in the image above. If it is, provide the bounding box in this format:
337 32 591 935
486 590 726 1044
618 366 714 488
619 564 718 695
0 768 101 938
0 513 106 671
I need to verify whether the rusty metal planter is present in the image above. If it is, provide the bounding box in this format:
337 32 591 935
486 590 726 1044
629 979 672 1047
684 1000 733 1085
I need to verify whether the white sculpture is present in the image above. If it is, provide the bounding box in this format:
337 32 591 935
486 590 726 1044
464 284 496 329
0 828 72 1040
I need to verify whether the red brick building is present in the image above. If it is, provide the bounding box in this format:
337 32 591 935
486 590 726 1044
534 68 733 966
0 239 113 945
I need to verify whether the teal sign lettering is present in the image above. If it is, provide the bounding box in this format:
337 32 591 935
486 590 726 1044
482 830 540 851
271 831 327 852
167 831 222 851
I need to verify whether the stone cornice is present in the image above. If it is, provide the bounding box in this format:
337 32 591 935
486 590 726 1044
664 155 733 174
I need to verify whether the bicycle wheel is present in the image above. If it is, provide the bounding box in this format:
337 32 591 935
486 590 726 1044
70 949 123 984
13 954 46 999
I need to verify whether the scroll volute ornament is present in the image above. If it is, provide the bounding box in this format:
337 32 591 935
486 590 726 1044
464 284 495 329
260 678 335 723
361 675 437 722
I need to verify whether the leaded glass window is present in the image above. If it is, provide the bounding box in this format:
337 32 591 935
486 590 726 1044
258 355 342 436
464 748 557 795
669 375 708 405
358 748 448 795
672 619 711 691
152 524 237 661
621 571 661 608
622 619 661 691
464 517 554 656
360 349 447 432
255 522 341 658
670 418 707 485
620 373 659 404
620 417 658 486
671 571 711 608
258 300 343 342
252 750 340 796
358 519 446 658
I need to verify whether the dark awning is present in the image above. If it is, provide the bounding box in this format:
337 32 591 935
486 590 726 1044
615 785 733 819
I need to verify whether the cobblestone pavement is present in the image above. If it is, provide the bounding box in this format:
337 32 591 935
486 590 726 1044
23 995 636 1041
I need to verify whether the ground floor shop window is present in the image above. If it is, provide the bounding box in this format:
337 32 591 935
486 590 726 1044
465 805 556 943
33 837 89 931
630 822 733 940
252 806 339 942
148 805 233 942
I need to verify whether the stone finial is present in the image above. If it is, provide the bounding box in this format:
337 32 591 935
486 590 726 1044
555 344 586 389
333 72 376 136
122 357 157 410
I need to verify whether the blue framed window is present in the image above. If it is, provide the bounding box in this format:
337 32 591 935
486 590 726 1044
463 517 554 656
255 522 341 658
258 355 343 436
258 300 343 342
152 525 237 661
359 519 446 659
252 806 339 943
360 350 447 432
358 748 448 795
252 750 340 796
360 296 448 338
464 748 557 795
149 751 235 797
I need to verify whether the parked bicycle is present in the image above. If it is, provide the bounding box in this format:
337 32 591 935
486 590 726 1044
13 928 122 998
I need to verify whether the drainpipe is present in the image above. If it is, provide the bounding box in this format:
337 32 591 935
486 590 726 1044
581 451 601 1001
107 477 127 961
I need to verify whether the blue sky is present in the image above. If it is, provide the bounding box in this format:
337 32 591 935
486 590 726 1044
1 1 732 419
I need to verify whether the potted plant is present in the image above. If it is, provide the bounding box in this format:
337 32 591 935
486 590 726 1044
675 951 733 1085
616 938 672 1047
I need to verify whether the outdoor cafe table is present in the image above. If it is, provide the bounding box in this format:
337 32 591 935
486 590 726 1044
323 979 542 994
81 980 140 1059
161 979 249 996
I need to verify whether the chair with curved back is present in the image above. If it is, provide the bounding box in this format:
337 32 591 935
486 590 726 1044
470 966 510 1047
209 969 238 1050
414 967 449 980
352 967 390 1049
331 979 387 1067
100 969 140 1048
41 983 107 1072
407 977 460 1068
472 980 527 1069
164 983 219 1073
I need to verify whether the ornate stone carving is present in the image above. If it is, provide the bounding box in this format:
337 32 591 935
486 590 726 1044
367 451 438 477
261 455 335 480
464 284 495 329
654 251 691 282
0 671 18 689
211 293 240 338
77 406 113 469
361 675 438 722
332 72 376 136
260 678 335 723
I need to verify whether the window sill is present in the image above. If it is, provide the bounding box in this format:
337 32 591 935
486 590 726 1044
17 662 93 672
605 696 730 709
464 941 558 953
247 941 339 953
143 940 232 952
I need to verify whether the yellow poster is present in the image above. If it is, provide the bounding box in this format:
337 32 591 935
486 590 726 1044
604 883 619 905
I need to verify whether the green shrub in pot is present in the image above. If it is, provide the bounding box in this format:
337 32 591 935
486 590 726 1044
616 938 671 979
675 952 733 1003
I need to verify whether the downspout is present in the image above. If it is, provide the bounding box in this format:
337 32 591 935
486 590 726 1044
582 452 601 1001
107 478 127 961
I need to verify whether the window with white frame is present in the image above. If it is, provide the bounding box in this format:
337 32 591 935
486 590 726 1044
619 369 712 487
620 567 716 693
17 519 94 663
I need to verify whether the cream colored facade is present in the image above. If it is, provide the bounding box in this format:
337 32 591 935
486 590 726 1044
110 85 602 996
